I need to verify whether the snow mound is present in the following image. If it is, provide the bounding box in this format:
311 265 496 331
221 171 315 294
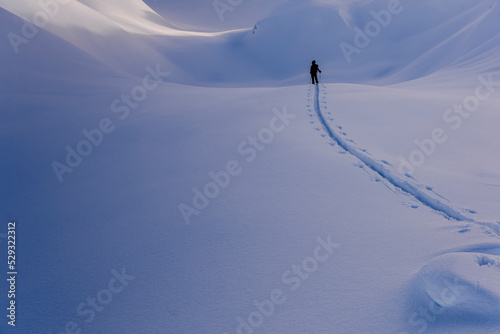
414 251 500 317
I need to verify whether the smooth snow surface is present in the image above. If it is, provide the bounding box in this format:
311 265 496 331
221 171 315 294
2 0 500 333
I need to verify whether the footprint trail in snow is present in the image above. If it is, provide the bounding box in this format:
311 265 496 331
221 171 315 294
309 84 500 237
309 83 500 322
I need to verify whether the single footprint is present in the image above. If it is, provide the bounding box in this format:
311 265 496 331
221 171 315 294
381 160 392 166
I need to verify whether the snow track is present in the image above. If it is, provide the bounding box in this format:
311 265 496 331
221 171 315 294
311 84 500 321
312 84 478 223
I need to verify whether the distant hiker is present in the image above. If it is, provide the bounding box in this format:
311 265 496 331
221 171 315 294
310 60 321 85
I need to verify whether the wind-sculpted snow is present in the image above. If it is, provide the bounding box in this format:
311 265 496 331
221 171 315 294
2 0 500 85
414 250 500 318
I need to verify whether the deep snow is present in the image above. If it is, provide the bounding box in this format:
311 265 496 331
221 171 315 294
2 0 500 333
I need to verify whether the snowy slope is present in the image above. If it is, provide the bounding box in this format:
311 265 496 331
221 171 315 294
2 0 500 333
4 0 500 85
143 0 289 32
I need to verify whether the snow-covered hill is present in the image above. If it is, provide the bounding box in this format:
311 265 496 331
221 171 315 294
2 0 500 333
3 0 500 85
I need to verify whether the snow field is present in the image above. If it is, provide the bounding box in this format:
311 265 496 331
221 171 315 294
2 0 500 333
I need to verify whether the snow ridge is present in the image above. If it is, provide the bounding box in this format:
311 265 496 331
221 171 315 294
312 84 475 223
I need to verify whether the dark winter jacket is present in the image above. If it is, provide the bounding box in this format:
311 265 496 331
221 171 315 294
310 63 321 75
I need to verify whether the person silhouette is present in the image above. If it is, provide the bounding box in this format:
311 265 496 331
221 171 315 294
310 60 321 85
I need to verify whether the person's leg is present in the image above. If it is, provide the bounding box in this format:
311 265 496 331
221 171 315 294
311 74 315 84
314 74 319 84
